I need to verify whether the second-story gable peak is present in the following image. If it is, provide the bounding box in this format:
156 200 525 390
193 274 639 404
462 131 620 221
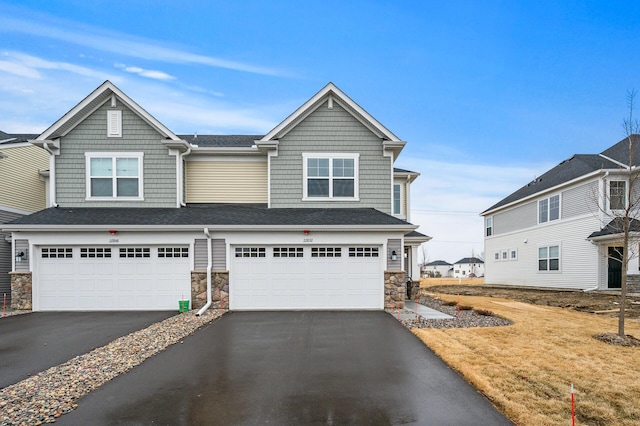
35 81 183 143
256 83 406 157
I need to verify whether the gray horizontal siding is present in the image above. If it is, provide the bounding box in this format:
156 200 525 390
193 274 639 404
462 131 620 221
270 101 391 212
0 210 22 303
194 238 226 270
493 201 537 235
387 238 402 270
55 100 177 207
14 239 28 272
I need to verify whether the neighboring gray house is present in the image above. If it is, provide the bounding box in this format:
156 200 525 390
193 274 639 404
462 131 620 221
422 260 452 278
452 257 484 278
3 81 430 312
482 135 640 291
0 134 48 306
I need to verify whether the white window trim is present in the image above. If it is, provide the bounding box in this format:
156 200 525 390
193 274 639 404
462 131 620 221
538 194 561 224
485 216 493 237
392 182 404 216
302 153 359 201
608 179 627 211
537 243 561 273
85 152 144 201
107 110 122 138
509 248 518 261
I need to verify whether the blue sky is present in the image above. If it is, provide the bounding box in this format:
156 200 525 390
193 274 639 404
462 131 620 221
1 0 640 263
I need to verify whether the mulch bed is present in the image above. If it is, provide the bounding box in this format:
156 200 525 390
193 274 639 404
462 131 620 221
593 332 640 347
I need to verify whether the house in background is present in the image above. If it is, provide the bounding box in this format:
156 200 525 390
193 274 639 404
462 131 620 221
422 260 452 278
3 81 430 312
452 257 484 278
482 135 640 291
0 134 48 306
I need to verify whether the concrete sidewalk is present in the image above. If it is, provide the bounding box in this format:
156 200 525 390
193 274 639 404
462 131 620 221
393 300 454 321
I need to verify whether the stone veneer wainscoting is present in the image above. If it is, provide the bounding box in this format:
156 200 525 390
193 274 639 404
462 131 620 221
384 271 406 309
10 272 32 310
191 271 229 311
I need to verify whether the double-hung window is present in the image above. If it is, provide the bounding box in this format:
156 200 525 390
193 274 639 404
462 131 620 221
86 152 143 200
303 153 359 200
609 180 626 210
538 194 560 223
393 184 402 215
485 217 493 236
538 245 560 271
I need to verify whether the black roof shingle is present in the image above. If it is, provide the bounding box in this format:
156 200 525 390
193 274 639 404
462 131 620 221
5 204 414 228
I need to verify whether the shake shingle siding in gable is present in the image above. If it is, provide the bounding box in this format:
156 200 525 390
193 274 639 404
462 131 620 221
270 101 391 212
55 102 177 207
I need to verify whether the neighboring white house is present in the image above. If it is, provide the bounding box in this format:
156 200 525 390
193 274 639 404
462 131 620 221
3 81 431 312
422 260 452 278
481 135 640 291
452 257 484 278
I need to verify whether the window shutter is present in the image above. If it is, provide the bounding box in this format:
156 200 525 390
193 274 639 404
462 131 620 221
107 110 122 137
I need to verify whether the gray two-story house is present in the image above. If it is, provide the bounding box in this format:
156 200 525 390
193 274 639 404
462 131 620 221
4 81 429 312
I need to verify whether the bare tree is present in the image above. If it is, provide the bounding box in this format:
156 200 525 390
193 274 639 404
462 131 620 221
598 90 640 337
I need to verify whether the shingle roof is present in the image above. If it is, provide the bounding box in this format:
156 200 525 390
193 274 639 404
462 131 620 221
484 135 640 214
453 257 484 265
0 133 39 144
5 204 415 228
178 135 264 148
587 217 640 239
394 167 418 174
425 260 451 266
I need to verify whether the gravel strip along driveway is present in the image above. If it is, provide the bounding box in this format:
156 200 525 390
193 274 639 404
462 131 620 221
0 310 225 426
392 295 512 329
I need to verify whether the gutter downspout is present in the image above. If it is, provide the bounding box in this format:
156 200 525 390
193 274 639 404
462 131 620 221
42 142 58 207
196 227 212 316
179 146 192 207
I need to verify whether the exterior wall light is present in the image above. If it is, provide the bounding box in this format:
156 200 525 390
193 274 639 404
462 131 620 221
15 251 25 263
391 250 397 261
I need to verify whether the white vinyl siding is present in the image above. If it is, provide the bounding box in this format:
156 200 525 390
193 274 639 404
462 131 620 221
493 201 537 235
185 160 267 203
562 181 598 219
484 214 600 289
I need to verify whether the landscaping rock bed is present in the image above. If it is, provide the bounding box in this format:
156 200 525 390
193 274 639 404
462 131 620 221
394 295 512 329
0 309 225 426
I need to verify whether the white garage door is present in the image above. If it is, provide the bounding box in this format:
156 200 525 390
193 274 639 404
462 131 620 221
231 245 383 310
37 246 191 311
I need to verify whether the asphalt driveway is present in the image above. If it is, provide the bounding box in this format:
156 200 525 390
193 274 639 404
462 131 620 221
60 311 513 425
0 311 174 389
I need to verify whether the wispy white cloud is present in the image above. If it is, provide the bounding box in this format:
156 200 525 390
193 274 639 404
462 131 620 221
0 15 288 77
0 51 113 80
114 63 175 81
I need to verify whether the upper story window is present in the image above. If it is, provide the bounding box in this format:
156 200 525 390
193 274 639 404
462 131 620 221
538 194 560 223
85 152 143 200
303 153 359 200
609 180 626 210
393 184 401 215
485 217 493 236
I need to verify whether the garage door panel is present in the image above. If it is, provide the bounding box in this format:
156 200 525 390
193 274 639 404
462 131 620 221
37 246 190 311
232 245 383 310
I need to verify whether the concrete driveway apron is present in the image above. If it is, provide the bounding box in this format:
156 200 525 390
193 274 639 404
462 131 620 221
0 311 174 389
59 311 513 425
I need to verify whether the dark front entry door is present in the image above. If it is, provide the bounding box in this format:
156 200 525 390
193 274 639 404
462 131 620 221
608 247 623 288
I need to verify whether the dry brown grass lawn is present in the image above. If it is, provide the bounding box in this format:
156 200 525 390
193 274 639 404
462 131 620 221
413 293 640 426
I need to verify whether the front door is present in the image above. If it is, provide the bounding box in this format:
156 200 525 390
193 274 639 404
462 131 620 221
608 246 623 289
